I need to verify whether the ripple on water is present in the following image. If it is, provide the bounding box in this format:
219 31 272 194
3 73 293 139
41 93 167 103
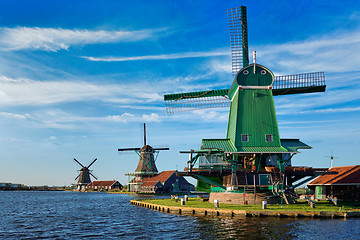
1 191 360 239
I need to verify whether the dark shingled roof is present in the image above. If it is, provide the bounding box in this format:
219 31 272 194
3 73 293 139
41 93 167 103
308 165 360 185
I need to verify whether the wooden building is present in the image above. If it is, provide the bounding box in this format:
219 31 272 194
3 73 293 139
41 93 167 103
86 180 123 191
307 165 360 201
136 170 194 193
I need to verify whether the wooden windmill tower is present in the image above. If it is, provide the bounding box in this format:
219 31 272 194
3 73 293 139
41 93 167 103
164 6 329 204
74 158 98 191
118 123 169 192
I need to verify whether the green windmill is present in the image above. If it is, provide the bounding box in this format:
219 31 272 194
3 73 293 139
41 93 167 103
164 6 329 204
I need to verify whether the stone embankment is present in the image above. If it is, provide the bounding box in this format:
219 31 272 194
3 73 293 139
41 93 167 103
130 200 360 218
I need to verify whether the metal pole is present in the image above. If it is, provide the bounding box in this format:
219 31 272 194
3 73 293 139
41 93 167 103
143 123 146 145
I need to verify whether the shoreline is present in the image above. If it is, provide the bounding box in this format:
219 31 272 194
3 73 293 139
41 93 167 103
130 200 360 219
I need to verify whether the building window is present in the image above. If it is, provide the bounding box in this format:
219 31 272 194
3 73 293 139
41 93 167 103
265 134 273 142
241 134 249 142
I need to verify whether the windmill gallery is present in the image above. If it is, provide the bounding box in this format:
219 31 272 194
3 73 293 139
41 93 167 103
72 6 360 205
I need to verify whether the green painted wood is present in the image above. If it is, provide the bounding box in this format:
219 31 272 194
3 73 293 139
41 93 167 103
280 139 312 152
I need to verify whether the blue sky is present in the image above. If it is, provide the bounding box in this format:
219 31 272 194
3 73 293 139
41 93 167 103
0 0 360 186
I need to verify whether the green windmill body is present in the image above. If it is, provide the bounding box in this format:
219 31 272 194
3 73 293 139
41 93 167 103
227 64 281 150
164 6 331 204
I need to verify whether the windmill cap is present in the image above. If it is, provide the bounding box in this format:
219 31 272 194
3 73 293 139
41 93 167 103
235 64 274 87
140 145 154 152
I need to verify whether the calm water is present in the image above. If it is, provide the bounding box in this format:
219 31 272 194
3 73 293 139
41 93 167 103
0 191 359 239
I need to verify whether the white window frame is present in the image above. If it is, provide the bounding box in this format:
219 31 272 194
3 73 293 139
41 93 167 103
241 134 249 142
265 134 273 142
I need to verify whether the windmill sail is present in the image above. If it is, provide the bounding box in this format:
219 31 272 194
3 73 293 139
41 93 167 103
164 72 326 113
273 72 326 96
227 6 249 75
164 89 230 114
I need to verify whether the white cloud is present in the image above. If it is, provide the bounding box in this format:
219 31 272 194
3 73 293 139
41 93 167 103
106 112 160 123
206 29 360 75
106 113 135 123
299 106 360 114
0 111 30 119
0 76 162 106
83 49 227 62
0 27 166 52
256 30 360 74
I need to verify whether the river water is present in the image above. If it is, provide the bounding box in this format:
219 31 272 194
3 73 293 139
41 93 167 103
0 191 359 239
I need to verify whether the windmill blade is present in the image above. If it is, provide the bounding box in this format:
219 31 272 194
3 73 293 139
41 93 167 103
90 172 98 180
73 158 85 168
153 147 170 151
273 72 326 96
75 174 80 180
227 6 249 75
87 158 97 168
118 147 141 152
164 89 230 114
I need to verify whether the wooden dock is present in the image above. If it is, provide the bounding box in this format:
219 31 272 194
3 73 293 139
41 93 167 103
130 200 360 218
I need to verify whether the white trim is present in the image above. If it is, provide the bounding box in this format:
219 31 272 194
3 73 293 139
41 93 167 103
224 151 298 154
308 183 360 186
241 134 249 142
230 87 239 102
239 85 272 90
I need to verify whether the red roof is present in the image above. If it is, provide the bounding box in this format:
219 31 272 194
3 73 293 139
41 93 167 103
142 170 176 183
87 180 119 187
140 181 162 187
139 170 176 187
308 165 360 185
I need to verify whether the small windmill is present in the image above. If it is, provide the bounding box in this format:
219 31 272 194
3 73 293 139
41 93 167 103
325 151 339 168
163 6 327 203
118 123 169 192
74 158 98 191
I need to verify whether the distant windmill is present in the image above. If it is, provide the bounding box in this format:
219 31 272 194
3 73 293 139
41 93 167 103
74 158 98 191
118 123 169 192
325 151 339 168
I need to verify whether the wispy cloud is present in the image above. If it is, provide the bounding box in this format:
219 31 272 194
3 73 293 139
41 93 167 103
106 112 160 123
256 29 360 74
0 111 31 119
299 106 360 114
31 110 162 130
0 76 163 106
83 49 227 62
207 29 360 75
0 27 166 52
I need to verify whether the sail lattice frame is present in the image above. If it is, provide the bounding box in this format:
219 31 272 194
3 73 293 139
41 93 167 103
164 71 325 114
227 6 249 76
165 95 230 114
273 72 326 95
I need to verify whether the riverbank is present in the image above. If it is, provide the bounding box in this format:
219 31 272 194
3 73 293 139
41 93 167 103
131 198 360 218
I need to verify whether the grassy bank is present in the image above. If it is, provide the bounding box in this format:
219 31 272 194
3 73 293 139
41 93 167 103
138 198 360 213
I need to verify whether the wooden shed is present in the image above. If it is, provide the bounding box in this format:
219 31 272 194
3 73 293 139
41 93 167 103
307 165 360 201
86 180 123 191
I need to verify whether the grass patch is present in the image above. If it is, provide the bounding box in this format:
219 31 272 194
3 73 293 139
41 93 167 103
137 198 360 212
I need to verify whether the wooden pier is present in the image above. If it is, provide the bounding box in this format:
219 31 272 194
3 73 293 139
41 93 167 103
130 200 360 219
